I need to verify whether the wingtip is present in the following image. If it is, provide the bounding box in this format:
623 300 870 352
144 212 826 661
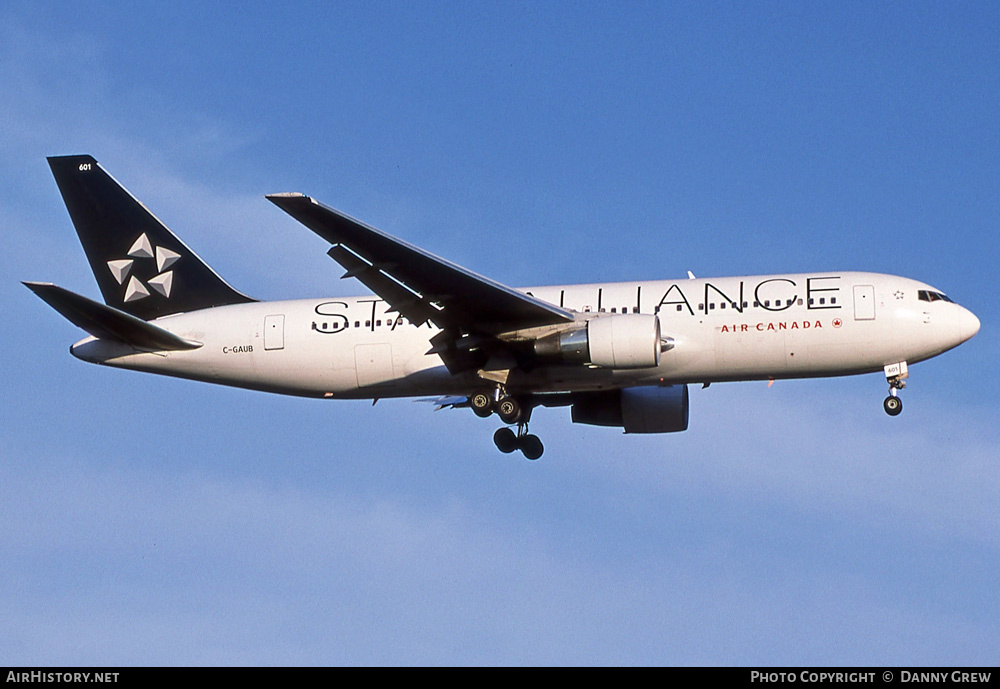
265 192 309 203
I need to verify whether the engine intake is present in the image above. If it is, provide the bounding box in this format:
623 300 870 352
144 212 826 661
534 314 662 369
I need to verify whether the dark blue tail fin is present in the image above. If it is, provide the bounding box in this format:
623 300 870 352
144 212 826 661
47 155 255 320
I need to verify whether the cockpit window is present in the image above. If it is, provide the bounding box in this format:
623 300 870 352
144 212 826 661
918 290 953 303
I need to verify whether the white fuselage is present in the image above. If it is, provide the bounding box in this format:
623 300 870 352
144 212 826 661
69 271 979 399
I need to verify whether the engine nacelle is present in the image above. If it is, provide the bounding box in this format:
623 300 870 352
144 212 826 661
534 314 662 369
571 385 689 434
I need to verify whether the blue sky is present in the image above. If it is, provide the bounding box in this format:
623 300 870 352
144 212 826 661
2 1 997 665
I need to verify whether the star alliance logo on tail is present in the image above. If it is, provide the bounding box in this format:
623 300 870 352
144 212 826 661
106 232 181 302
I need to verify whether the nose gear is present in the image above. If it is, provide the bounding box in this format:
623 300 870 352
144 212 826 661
883 361 908 417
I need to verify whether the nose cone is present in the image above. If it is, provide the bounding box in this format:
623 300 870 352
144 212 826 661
959 306 981 343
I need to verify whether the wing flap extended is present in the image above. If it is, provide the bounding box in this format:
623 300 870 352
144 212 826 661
23 282 202 351
327 244 439 325
266 193 573 331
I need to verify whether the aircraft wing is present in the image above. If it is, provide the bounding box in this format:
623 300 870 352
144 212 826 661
265 194 574 331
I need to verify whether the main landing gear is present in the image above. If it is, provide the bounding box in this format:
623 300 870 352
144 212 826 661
883 361 908 417
469 388 544 459
471 389 524 424
493 426 544 460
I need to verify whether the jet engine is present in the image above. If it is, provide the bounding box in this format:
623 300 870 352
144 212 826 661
571 385 689 433
534 314 662 369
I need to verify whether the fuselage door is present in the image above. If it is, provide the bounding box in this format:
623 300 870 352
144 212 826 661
264 314 285 350
853 285 876 321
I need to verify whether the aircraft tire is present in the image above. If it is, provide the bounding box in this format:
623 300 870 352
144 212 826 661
520 434 544 460
493 427 518 453
471 392 493 417
496 396 522 424
883 396 903 416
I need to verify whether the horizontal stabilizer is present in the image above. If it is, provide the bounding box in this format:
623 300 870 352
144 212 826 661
23 282 202 351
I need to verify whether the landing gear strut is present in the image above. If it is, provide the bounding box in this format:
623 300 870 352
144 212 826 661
883 361 907 417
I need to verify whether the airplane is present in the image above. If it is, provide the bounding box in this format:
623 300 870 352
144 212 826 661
26 155 980 460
